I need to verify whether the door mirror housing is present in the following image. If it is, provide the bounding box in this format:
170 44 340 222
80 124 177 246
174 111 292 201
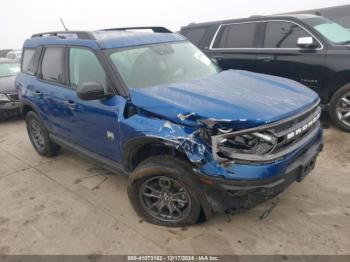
297 37 317 49
77 82 106 100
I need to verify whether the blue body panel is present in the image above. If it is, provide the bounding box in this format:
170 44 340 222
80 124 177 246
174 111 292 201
129 70 319 129
18 30 323 183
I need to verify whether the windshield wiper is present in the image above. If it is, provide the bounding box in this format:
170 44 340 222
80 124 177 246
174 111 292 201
340 40 350 45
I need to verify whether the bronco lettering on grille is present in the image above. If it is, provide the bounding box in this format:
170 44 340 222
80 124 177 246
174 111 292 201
286 113 321 140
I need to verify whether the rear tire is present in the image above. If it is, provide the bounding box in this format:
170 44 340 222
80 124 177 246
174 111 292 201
25 111 61 157
127 156 201 227
329 84 350 132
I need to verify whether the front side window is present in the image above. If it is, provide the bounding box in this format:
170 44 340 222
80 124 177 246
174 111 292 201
304 17 350 45
0 62 20 78
41 47 65 83
264 21 312 48
109 41 219 89
69 48 108 90
213 23 257 48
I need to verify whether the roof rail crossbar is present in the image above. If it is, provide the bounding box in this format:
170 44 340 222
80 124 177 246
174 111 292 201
31 31 95 40
102 27 172 33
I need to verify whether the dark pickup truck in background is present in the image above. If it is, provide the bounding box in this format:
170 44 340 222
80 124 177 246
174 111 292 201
180 14 350 132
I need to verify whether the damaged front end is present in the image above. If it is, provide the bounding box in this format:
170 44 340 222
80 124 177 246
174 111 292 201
122 97 323 214
196 103 323 213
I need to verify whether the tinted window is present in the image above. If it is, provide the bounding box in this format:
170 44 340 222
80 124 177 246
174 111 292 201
182 27 207 45
214 23 257 48
264 21 311 48
41 47 65 83
69 48 107 90
21 49 35 73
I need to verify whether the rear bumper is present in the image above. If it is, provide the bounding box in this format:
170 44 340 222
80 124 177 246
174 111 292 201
198 128 323 213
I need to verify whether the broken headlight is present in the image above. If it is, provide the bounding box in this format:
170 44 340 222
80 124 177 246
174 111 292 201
215 131 277 159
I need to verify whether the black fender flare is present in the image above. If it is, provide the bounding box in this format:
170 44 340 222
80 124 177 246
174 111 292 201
20 100 49 129
122 136 180 171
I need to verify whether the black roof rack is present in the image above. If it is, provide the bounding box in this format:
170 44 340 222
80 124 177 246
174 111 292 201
31 31 95 40
102 27 172 33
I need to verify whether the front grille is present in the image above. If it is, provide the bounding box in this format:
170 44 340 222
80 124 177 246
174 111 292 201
267 106 321 155
212 103 322 163
7 93 19 101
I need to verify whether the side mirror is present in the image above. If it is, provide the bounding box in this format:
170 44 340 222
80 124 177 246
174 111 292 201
77 82 106 100
297 37 317 49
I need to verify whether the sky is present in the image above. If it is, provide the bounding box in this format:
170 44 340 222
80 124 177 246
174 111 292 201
1 0 349 49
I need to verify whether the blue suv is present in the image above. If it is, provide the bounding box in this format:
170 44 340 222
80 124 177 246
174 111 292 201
16 27 323 226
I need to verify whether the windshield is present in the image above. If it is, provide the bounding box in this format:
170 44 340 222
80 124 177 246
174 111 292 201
0 62 20 77
304 17 350 45
109 41 220 89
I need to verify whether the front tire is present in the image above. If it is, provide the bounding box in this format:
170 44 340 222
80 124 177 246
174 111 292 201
25 111 61 157
127 156 201 227
329 84 350 132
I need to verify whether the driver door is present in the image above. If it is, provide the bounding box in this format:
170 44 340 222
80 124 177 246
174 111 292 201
66 47 123 162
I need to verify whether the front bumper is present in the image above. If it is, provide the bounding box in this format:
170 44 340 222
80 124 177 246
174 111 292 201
197 129 323 213
0 101 21 119
0 101 21 110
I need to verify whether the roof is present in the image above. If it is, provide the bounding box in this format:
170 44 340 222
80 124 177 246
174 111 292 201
182 14 320 29
23 30 186 50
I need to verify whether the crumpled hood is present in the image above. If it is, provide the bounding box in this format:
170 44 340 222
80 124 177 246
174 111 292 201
129 70 319 129
0 76 16 94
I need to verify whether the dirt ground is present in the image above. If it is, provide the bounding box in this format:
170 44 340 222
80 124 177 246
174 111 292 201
0 117 349 255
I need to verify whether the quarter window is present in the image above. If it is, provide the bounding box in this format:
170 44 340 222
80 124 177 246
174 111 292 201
69 48 107 90
182 27 207 46
213 23 257 48
264 21 313 48
41 47 65 83
21 49 35 73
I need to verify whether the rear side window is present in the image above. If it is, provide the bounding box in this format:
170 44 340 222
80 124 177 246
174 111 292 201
41 47 65 83
213 23 257 48
21 49 35 73
181 27 207 46
69 48 108 90
264 21 312 48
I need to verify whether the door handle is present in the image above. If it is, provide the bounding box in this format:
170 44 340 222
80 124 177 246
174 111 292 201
212 55 224 60
257 56 274 62
32 90 42 96
64 100 77 110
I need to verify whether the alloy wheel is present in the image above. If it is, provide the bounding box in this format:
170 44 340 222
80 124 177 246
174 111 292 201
139 176 192 222
336 92 350 127
29 119 45 150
